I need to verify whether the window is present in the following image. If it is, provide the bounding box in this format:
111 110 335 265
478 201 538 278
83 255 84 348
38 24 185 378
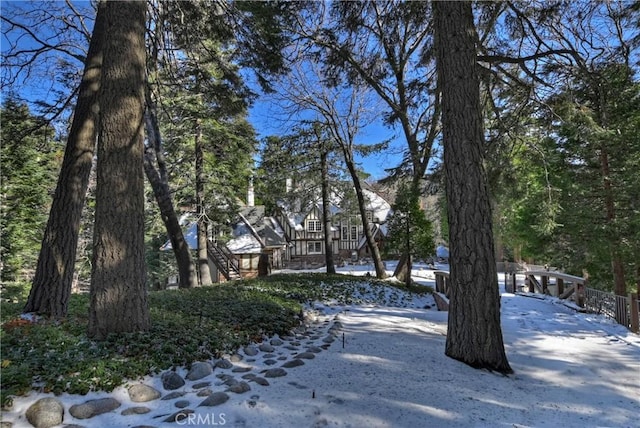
341 226 348 240
350 226 358 240
307 220 322 232
307 241 322 254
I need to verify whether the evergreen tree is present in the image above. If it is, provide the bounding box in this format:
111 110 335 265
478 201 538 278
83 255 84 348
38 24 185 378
434 0 512 374
0 99 59 281
385 183 435 264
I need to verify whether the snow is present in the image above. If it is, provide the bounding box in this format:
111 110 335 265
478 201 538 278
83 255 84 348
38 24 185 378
3 263 639 428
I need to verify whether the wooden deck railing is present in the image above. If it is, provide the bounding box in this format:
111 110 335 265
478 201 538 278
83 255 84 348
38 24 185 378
522 270 639 333
433 266 639 333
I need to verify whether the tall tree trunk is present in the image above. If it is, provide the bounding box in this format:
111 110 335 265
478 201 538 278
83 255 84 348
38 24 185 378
343 153 386 278
195 119 212 285
320 138 336 274
88 0 150 339
144 106 198 288
434 0 512 373
23 1 106 318
143 148 198 288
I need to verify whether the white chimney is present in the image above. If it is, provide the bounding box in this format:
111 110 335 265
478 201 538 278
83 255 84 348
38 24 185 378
247 176 255 207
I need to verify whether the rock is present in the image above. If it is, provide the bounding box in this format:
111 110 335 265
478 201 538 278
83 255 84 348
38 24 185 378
186 362 213 381
69 398 121 419
174 400 190 409
215 359 233 369
128 384 161 402
161 391 185 400
263 368 287 378
262 353 276 358
161 371 185 390
121 406 151 416
198 392 229 407
258 343 275 353
306 346 323 353
282 359 305 368
192 381 210 389
197 389 212 397
263 359 277 366
284 345 299 350
163 409 194 423
295 352 316 360
270 338 283 346
25 397 64 428
243 345 258 356
277 356 287 361
241 373 256 380
227 381 251 394
252 377 270 386
229 354 243 363
232 366 252 373
322 336 335 343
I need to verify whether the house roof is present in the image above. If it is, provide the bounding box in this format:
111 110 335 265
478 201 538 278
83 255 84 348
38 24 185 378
160 222 198 251
227 205 287 254
159 207 287 254
278 186 391 228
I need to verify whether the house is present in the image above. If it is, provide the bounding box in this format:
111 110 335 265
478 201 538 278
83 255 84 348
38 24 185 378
274 185 392 267
159 180 287 282
225 204 287 279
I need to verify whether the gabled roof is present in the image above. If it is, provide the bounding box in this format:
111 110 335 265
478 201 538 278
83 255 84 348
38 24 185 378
227 206 287 254
278 186 391 228
160 222 198 251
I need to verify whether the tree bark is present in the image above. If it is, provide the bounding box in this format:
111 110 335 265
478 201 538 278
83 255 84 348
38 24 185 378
23 1 106 318
320 137 336 274
143 147 198 289
88 0 150 339
195 119 212 285
343 152 386 279
434 0 512 373
143 105 198 288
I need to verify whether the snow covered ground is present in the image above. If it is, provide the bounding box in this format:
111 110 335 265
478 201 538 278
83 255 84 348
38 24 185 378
3 263 639 428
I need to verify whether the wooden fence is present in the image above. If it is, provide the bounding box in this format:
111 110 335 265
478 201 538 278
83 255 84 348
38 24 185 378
433 266 639 333
523 270 639 334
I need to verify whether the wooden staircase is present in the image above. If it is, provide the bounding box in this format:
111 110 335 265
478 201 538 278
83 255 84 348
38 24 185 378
207 241 242 281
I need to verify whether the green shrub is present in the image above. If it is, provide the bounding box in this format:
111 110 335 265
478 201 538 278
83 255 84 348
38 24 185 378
1 273 430 408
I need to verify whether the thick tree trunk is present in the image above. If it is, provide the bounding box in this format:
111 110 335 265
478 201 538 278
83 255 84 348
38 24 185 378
88 0 150 339
320 147 336 274
434 0 512 373
144 107 198 288
23 1 106 318
195 119 212 285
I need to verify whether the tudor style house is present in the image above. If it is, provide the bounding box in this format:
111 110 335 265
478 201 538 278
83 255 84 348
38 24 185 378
161 180 392 282
274 185 391 267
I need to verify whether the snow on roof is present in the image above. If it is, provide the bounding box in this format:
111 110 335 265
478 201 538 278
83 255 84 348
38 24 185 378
279 187 391 228
226 230 262 254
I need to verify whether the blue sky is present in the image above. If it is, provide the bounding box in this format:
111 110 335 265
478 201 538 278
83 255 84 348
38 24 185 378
248 99 406 181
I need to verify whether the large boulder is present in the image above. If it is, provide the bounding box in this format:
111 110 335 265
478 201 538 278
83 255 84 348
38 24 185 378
25 397 64 428
69 397 120 419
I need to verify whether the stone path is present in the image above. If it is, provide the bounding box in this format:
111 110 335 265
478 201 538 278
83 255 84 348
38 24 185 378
8 310 343 428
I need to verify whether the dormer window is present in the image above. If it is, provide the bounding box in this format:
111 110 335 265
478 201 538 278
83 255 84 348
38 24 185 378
307 220 322 232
